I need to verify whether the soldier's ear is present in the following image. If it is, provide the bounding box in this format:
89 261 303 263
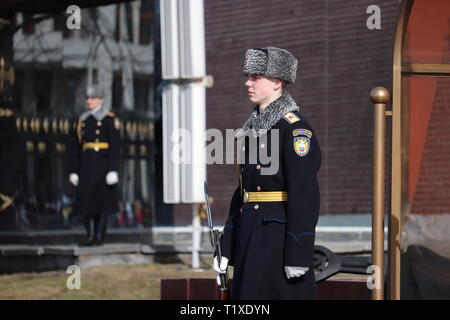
274 79 283 91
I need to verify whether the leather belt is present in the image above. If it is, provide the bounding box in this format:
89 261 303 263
243 191 288 203
82 142 109 151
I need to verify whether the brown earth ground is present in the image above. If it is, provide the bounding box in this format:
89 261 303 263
0 255 366 300
0 255 218 300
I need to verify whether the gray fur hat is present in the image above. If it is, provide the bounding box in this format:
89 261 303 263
86 84 104 99
243 47 298 83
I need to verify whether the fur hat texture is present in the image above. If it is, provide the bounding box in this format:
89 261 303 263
243 47 298 83
86 84 104 99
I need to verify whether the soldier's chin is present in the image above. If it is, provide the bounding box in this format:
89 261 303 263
248 96 259 104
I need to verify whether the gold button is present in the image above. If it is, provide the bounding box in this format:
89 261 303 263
256 165 261 170
254 204 259 210
94 147 99 152
240 208 243 213
260 143 265 148
243 192 249 203
256 186 261 191
95 130 100 134
97 121 102 126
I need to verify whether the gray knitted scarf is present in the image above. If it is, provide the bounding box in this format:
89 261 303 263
80 103 109 122
235 91 299 139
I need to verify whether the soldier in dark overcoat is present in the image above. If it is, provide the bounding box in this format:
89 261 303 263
69 85 121 245
213 47 321 299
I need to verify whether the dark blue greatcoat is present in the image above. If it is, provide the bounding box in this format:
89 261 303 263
220 109 321 300
71 112 121 219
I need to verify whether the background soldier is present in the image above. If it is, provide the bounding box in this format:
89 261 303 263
69 85 121 246
214 47 321 299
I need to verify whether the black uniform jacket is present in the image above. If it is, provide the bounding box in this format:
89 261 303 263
71 110 121 218
219 101 321 299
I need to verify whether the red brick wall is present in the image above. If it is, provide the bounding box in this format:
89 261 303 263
410 77 450 214
404 0 450 207
174 0 401 225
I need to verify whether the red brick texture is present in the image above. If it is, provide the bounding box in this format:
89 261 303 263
410 77 450 214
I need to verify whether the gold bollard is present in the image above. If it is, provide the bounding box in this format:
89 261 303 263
370 87 390 300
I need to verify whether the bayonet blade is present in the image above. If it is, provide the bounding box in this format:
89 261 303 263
204 181 214 230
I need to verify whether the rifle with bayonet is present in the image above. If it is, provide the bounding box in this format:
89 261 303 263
204 181 230 300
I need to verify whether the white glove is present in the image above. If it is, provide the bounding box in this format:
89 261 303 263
106 171 119 185
285 266 310 279
69 173 79 186
213 256 228 273
213 256 229 286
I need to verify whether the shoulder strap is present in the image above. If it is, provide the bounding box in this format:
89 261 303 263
283 112 300 124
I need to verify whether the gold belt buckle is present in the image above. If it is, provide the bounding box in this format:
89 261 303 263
243 191 249 203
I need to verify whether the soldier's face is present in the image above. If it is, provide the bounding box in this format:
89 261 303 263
245 75 281 106
85 97 103 110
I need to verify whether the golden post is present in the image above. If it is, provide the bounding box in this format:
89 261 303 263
370 87 390 300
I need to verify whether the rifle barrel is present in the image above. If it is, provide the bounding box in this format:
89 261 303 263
204 181 230 300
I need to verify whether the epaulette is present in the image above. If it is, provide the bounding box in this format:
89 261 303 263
76 117 83 143
283 112 300 124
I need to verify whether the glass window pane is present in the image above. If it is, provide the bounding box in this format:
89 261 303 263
403 76 450 214
402 75 450 259
404 0 450 64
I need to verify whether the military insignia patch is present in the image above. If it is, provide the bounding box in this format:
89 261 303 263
294 136 310 156
283 112 300 124
292 129 312 138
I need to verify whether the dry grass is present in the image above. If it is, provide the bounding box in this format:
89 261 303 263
0 254 367 300
0 256 217 300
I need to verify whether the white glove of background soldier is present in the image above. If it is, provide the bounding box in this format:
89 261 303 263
284 266 310 279
69 173 79 186
213 256 229 285
106 171 119 185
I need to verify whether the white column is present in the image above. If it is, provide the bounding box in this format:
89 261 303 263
162 83 181 203
191 204 202 269
160 0 208 269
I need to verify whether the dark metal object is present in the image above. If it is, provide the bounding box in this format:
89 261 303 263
313 245 373 283
204 181 230 300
